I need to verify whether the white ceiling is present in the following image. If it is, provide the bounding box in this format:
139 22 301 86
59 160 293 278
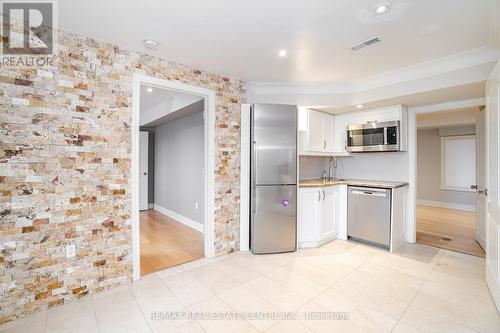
140 85 203 127
59 0 495 83
139 86 177 114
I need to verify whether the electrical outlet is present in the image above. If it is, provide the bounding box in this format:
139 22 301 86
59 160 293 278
66 244 76 258
195 202 199 210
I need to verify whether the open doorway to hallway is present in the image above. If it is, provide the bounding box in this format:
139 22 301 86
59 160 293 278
138 84 205 275
416 106 486 257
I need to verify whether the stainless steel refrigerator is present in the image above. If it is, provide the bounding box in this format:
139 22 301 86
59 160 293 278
250 104 297 254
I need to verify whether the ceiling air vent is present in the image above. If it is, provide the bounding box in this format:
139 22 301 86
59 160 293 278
351 37 381 51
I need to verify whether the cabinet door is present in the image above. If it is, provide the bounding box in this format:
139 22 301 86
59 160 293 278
333 114 348 153
320 187 336 236
323 113 335 152
307 110 325 152
299 188 321 242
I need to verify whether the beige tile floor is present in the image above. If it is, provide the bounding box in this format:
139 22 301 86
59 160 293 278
1 240 499 333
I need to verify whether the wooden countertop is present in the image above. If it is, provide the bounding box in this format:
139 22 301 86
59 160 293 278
299 178 409 189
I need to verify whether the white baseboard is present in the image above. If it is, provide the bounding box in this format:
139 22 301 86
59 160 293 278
476 231 486 251
153 204 204 233
298 234 337 249
417 199 476 212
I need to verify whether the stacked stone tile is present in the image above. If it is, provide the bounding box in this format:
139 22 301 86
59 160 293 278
0 30 245 323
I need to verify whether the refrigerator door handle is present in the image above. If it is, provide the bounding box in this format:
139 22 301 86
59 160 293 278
253 140 257 185
253 186 256 213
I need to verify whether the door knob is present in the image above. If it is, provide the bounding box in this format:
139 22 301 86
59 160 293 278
143 172 147 176
471 185 478 190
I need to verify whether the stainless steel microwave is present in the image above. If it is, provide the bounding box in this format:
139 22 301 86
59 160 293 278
346 120 400 152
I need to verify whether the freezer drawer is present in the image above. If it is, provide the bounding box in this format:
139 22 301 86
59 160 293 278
251 185 297 254
347 186 391 248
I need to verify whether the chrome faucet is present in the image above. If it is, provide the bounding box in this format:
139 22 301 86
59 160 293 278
328 156 337 180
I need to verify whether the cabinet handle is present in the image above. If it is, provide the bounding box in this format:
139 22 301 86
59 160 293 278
318 190 321 202
322 190 325 201
323 139 326 150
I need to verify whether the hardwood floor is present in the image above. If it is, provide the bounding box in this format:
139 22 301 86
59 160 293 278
140 209 204 276
416 205 485 257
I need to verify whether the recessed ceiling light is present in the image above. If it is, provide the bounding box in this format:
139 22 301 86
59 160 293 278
143 39 159 50
278 49 287 57
373 2 391 15
147 87 153 93
356 104 364 109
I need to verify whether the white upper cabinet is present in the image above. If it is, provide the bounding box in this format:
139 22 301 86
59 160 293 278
299 105 407 156
323 114 335 152
299 108 335 154
333 104 408 153
307 109 326 152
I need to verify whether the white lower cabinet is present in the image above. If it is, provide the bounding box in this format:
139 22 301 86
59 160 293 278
298 185 346 248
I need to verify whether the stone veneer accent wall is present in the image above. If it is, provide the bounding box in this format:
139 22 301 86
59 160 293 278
0 31 245 323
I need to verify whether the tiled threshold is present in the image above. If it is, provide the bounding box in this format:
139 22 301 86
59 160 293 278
1 240 499 333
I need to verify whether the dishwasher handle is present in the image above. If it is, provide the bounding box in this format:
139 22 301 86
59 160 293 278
350 188 388 198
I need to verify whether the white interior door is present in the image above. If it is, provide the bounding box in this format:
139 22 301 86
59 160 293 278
139 131 149 211
485 60 500 312
476 108 487 249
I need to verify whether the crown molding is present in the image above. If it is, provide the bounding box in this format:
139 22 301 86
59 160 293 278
410 97 485 114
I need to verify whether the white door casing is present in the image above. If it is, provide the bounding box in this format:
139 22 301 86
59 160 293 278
407 98 486 245
485 60 500 312
131 74 216 281
139 131 149 211
476 107 487 249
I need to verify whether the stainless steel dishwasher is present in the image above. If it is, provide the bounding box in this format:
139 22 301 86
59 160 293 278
347 186 391 248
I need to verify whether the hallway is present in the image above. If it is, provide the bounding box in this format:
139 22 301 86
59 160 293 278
416 205 485 257
140 210 204 275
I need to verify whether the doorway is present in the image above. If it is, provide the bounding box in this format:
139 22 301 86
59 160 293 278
131 75 215 280
415 107 485 257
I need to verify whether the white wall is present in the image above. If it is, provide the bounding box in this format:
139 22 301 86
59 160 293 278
335 152 409 182
299 156 329 179
154 112 205 224
417 126 476 206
